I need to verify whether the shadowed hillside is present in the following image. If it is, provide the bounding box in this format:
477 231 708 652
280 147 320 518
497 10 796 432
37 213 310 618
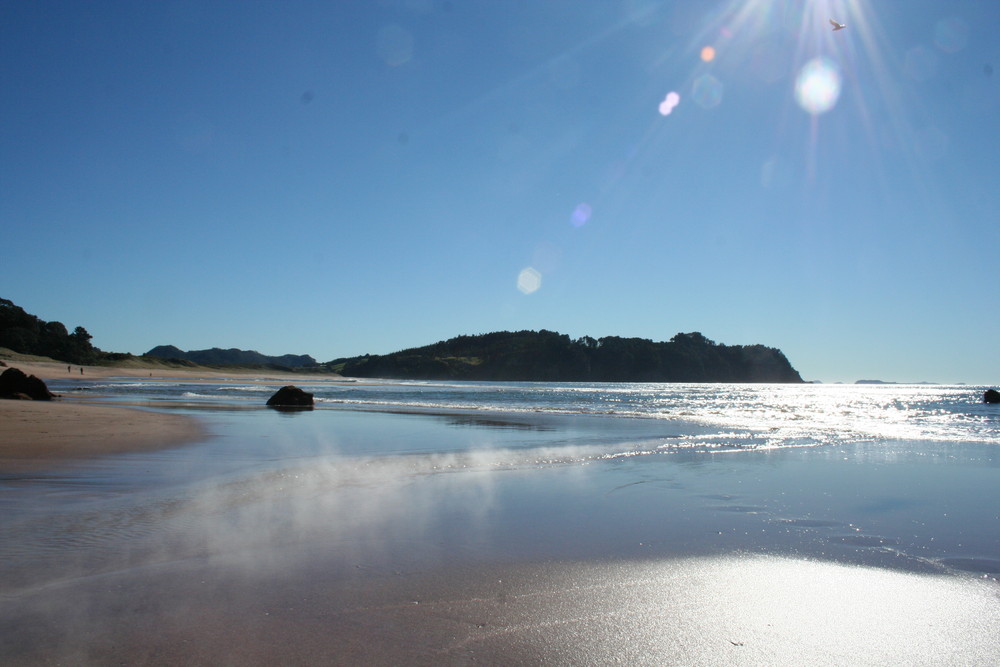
337 330 803 383
1 297 101 365
146 345 316 368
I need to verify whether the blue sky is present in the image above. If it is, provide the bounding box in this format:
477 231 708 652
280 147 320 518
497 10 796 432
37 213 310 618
2 0 998 383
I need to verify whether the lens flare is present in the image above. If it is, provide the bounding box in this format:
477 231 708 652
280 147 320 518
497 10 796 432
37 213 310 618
794 58 841 115
657 91 680 116
700 45 716 62
691 74 723 109
376 24 414 66
517 267 542 294
571 203 592 227
934 17 968 53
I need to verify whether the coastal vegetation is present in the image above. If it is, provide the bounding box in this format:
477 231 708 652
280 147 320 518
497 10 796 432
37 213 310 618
334 330 803 383
2 298 803 382
144 345 316 368
1 298 101 365
0 298 311 372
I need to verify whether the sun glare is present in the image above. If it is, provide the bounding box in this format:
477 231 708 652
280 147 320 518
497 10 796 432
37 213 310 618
795 57 842 114
517 267 542 294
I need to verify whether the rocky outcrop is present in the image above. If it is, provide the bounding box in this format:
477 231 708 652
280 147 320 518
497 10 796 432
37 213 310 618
985 389 1000 404
266 385 314 408
0 367 55 400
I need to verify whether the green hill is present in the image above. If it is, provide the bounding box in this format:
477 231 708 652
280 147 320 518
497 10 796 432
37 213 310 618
337 330 803 383
0 297 101 365
145 345 317 368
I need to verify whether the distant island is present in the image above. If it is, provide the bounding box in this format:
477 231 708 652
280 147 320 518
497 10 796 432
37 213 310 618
855 380 940 385
332 330 804 383
145 345 316 368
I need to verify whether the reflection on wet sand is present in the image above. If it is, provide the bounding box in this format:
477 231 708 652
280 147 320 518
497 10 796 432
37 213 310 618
2 405 998 664
2 553 998 665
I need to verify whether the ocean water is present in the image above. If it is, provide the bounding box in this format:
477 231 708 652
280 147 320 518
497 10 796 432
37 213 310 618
7 378 996 569
52 377 1000 448
2 379 999 662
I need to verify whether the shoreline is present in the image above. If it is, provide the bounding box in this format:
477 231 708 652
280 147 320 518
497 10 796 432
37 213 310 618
0 399 208 471
2 376 998 663
0 359 352 470
0 359 318 473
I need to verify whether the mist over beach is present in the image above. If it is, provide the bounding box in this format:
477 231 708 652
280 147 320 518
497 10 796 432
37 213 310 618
2 371 999 663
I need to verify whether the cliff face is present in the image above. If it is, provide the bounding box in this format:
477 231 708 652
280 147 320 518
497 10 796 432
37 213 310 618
145 346 317 368
339 331 804 383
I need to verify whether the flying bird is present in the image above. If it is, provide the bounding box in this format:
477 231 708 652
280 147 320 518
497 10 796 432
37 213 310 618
829 19 846 31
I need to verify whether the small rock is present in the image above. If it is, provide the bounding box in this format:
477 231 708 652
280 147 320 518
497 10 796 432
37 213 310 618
266 385 314 408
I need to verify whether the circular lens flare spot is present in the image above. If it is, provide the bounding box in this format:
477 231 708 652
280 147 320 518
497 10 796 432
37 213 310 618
658 91 680 116
571 203 592 227
691 74 723 109
794 58 841 115
934 17 968 53
700 45 716 62
517 267 542 294
376 24 414 66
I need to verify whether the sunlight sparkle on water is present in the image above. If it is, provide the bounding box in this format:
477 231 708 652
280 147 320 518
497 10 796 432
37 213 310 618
657 91 680 116
794 57 841 115
517 267 542 294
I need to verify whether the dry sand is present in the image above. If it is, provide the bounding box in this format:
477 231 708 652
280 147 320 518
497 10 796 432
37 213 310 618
0 360 342 470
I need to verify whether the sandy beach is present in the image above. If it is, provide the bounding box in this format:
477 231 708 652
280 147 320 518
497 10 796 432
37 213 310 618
2 369 998 664
0 400 207 470
0 359 341 469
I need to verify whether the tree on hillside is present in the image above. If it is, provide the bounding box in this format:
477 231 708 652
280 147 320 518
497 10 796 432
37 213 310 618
0 297 101 364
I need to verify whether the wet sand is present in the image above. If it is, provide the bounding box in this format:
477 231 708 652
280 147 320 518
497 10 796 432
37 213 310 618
2 376 998 664
0 361 345 469
2 550 998 665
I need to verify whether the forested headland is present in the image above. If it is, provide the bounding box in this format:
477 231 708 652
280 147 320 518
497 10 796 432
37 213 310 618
3 298 803 382
0 298 103 365
335 330 803 383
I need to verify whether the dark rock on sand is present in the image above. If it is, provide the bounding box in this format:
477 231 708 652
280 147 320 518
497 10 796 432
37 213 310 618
985 389 1000 404
266 385 314 408
0 367 55 400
